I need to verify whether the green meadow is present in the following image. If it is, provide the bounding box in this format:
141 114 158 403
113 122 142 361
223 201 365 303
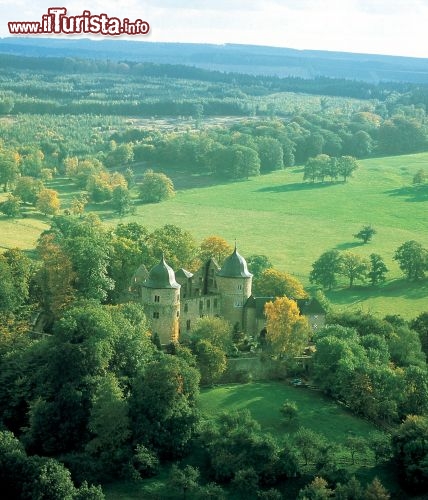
198 382 376 444
1 152 427 318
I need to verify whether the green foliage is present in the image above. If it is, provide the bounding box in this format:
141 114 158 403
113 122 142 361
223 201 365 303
394 240 428 280
200 409 300 485
410 311 428 357
193 339 227 385
0 193 21 217
111 185 132 216
13 176 44 204
130 355 200 458
254 268 307 298
354 225 376 244
280 400 298 423
368 253 389 285
310 250 342 290
190 316 232 352
339 252 369 288
247 254 273 278
392 415 428 494
139 169 175 203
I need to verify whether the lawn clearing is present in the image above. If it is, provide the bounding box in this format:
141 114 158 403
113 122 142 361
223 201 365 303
199 381 377 444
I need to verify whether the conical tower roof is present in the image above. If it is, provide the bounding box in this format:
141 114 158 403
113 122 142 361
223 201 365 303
217 245 252 278
143 254 180 289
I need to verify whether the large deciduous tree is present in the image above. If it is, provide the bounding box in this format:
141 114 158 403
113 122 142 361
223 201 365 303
36 189 61 216
394 240 428 280
309 250 342 290
368 253 389 286
339 252 369 288
392 415 428 494
254 268 307 299
264 297 310 357
139 169 175 203
199 236 233 265
354 225 376 244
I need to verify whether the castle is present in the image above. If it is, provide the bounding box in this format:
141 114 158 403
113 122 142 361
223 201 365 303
132 246 325 345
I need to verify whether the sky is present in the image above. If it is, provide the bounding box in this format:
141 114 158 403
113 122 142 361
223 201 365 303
1 0 428 58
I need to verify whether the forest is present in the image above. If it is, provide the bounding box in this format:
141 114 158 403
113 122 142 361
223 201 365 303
0 50 428 498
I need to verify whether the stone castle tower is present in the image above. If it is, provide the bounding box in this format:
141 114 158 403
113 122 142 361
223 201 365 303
141 254 181 345
215 245 253 330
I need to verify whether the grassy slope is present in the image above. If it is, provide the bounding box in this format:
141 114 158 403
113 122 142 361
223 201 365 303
198 382 376 444
108 152 428 318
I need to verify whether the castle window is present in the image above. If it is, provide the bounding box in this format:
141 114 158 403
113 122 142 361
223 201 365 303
186 319 191 331
237 284 242 291
214 298 218 308
153 312 160 319
184 303 188 313
199 300 203 311
154 295 160 303
206 299 210 309
177 311 180 317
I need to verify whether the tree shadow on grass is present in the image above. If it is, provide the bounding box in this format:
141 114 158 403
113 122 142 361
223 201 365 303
256 182 335 194
326 278 428 304
384 185 428 202
335 241 363 250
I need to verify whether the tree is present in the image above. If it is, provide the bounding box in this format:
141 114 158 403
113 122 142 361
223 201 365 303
13 176 44 204
309 250 342 290
364 477 390 500
149 224 198 270
130 355 200 458
368 253 389 286
36 233 76 318
112 185 132 216
139 169 175 203
0 194 21 218
392 415 428 494
254 268 307 299
345 436 368 465
264 297 310 357
85 373 131 463
413 169 426 185
368 432 393 464
293 428 327 466
337 155 358 182
0 147 20 192
169 464 200 499
199 236 233 265
256 137 283 173
297 476 333 499
280 400 298 423
190 316 232 352
354 225 376 244
214 144 260 179
36 188 61 215
193 339 227 385
339 252 369 288
303 154 332 183
247 254 273 278
394 240 428 280
410 311 428 357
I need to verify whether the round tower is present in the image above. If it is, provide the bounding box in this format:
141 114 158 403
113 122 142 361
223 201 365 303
216 245 253 330
142 255 181 345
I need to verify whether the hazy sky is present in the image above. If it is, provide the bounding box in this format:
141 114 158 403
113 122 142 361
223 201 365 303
1 0 428 58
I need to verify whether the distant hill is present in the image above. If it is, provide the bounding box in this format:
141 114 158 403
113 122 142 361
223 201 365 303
1 37 428 83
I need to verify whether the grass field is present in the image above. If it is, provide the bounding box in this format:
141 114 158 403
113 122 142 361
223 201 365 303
198 381 376 444
1 151 427 318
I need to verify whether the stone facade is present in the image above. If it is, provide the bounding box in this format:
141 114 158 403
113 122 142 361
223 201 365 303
134 247 325 345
